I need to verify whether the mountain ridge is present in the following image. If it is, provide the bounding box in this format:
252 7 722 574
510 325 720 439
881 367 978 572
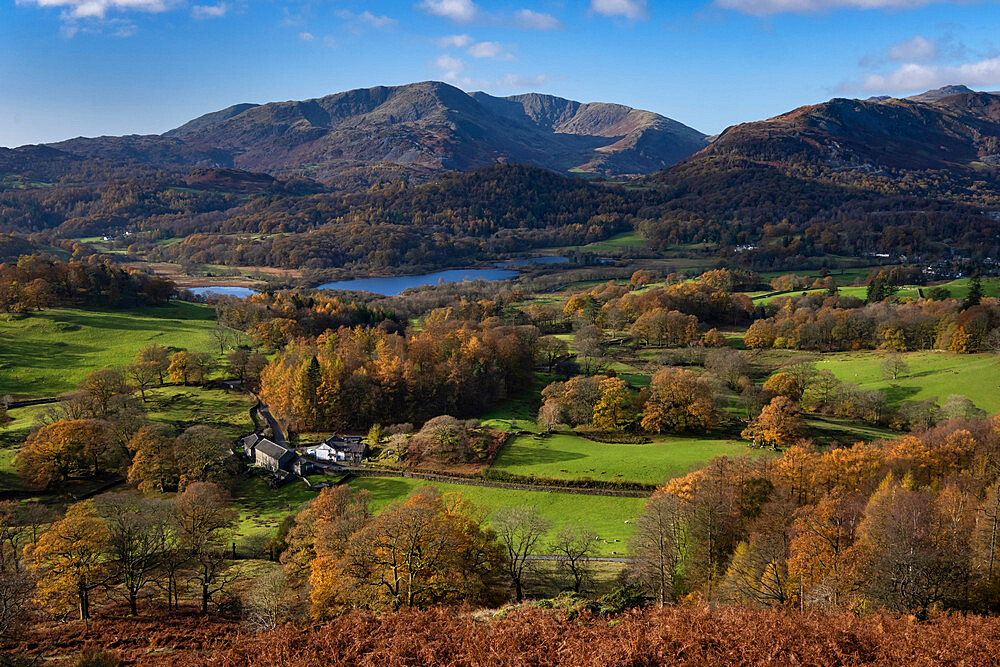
28 81 709 185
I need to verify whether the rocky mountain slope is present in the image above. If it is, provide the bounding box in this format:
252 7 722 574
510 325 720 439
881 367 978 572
27 81 707 185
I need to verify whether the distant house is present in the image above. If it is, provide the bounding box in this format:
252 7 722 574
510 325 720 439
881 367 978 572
241 432 312 476
303 435 367 464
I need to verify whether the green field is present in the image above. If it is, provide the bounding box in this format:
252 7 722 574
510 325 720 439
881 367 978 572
349 476 645 556
233 477 318 541
0 302 219 398
491 431 754 485
144 386 255 439
752 278 1000 305
818 351 1000 412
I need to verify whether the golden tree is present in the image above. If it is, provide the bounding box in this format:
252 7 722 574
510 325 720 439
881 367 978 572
741 396 801 449
641 367 717 434
26 501 109 621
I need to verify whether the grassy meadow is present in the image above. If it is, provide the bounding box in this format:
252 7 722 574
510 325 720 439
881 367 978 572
491 431 755 485
348 476 644 556
818 350 1000 412
0 302 219 398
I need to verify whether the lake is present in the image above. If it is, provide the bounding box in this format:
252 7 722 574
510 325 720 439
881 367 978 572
187 286 259 298
315 267 521 296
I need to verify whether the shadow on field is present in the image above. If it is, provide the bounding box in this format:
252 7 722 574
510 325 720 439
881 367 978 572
884 384 921 403
494 438 586 466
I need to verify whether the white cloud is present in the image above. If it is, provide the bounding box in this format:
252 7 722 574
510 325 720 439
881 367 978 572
887 35 938 62
715 0 973 16
847 56 1000 92
298 31 314 41
418 0 478 22
18 0 176 20
494 73 550 88
436 33 473 47
336 9 396 29
322 35 336 48
435 54 466 79
191 3 226 19
590 0 647 19
467 41 514 60
513 8 561 29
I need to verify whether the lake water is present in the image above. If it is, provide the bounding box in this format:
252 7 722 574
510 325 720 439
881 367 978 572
316 268 521 296
187 286 259 298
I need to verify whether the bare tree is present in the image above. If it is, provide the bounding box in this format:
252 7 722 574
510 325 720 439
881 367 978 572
126 361 160 402
0 568 33 637
242 570 294 632
95 492 173 616
493 506 551 601
175 483 239 613
551 526 598 593
881 353 909 382
211 326 237 355
705 348 748 391
628 493 685 606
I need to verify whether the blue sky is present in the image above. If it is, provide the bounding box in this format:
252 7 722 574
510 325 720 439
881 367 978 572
2 0 1000 147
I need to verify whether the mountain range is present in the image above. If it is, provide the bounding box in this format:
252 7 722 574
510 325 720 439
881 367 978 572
14 81 708 185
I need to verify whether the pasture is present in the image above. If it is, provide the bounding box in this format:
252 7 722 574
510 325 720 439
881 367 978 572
0 302 219 398
348 476 645 556
491 431 754 485
818 350 1000 413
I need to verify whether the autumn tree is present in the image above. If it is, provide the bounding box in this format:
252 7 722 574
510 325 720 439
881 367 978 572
16 419 116 489
283 485 372 598
337 489 505 611
538 376 602 428
174 425 234 490
79 368 132 417
591 376 634 432
741 397 801 449
762 372 804 403
26 501 109 621
168 351 193 385
127 423 180 493
641 367 717 434
723 501 795 607
787 491 864 608
494 505 551 602
136 344 170 384
175 482 238 613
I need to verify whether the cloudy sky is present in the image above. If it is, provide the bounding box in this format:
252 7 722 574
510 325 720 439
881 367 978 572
2 0 1000 146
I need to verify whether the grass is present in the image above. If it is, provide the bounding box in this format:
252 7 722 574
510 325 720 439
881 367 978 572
491 431 756 486
232 476 317 541
0 302 219 398
144 386 255 440
818 351 1000 412
348 476 645 556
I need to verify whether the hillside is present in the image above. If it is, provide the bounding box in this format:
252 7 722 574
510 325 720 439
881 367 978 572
22 82 707 185
642 86 1000 268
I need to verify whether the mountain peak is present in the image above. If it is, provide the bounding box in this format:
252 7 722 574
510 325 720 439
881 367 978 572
46 81 708 184
906 84 974 103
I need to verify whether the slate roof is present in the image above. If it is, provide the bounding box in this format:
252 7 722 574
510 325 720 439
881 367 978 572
255 438 295 462
324 435 367 455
